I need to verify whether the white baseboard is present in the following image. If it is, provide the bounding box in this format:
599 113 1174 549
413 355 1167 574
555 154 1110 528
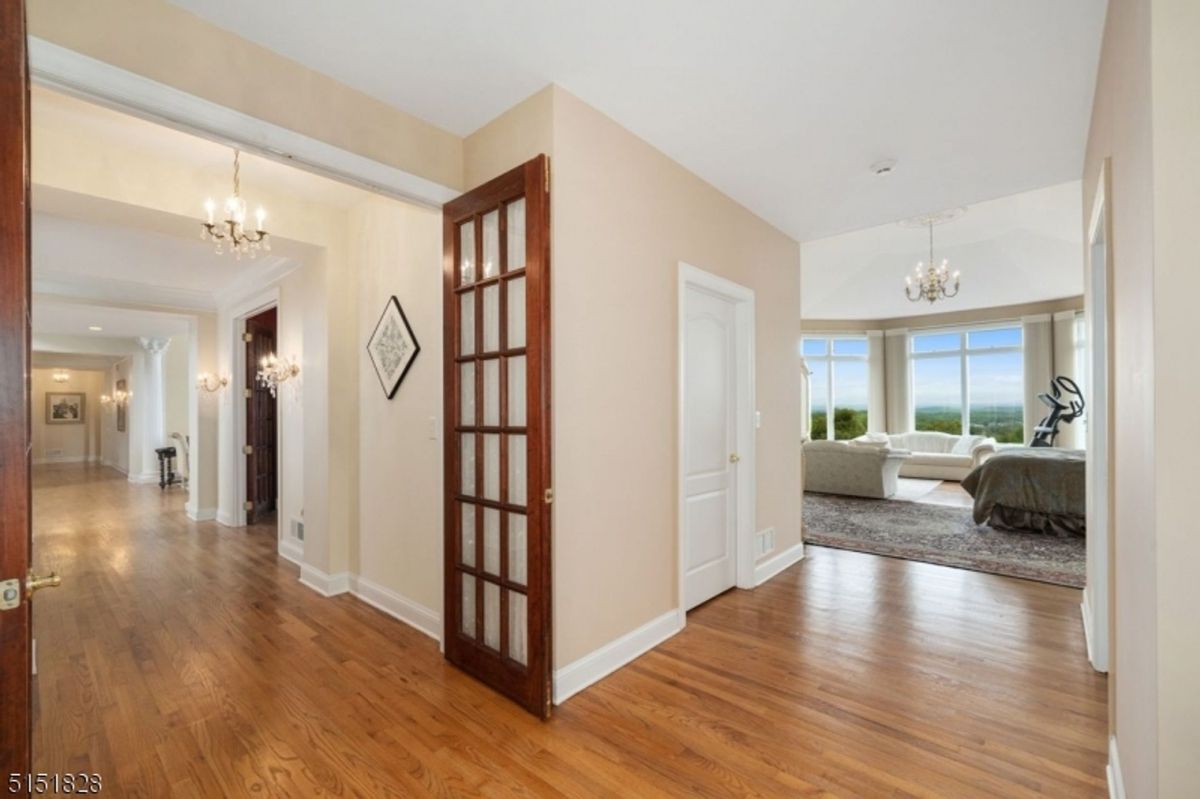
186 506 217 522
553 608 685 705
277 537 304 566
1107 735 1125 799
102 460 128 474
299 564 351 597
128 471 160 485
350 575 441 642
754 542 805 586
215 510 236 527
33 455 100 465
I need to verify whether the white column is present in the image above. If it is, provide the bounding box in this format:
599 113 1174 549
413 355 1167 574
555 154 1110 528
884 329 910 433
134 336 170 483
866 330 886 432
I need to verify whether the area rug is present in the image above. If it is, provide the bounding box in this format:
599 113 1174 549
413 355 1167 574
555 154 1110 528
803 492 1085 588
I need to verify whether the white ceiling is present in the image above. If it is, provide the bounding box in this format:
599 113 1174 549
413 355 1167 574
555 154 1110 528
800 181 1083 320
32 211 293 311
170 0 1107 240
33 299 191 340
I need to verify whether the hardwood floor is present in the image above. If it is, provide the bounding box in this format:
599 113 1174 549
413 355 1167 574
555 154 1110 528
32 464 1108 797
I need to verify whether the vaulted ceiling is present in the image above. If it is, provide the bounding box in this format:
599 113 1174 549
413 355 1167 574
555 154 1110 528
171 0 1107 241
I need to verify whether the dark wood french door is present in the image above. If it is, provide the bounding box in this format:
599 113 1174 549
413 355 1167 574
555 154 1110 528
443 155 552 717
244 307 278 524
0 0 31 775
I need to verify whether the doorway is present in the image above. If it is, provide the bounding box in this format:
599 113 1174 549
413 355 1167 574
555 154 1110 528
243 306 278 525
678 263 756 611
1083 162 1112 673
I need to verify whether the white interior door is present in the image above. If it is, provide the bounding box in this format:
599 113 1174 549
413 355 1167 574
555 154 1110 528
683 286 738 610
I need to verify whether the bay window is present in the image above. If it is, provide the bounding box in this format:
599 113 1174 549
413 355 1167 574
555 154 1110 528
803 336 869 440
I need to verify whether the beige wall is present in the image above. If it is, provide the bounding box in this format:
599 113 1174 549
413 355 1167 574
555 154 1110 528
32 368 105 464
1150 0 1200 793
28 0 463 191
102 359 131 473
352 196 444 612
163 333 189 438
1084 0 1157 794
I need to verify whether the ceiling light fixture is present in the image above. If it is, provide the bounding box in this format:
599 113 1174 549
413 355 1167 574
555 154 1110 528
201 149 270 259
88 325 103 332
870 158 898 177
52 369 70 383
901 209 964 305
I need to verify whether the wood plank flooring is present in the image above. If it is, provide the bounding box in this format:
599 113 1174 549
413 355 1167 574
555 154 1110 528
32 464 1108 797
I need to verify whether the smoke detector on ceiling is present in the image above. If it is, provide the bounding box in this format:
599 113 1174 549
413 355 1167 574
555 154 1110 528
870 159 898 177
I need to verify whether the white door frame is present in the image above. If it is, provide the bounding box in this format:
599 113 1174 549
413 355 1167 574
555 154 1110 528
677 262 757 614
1083 161 1112 673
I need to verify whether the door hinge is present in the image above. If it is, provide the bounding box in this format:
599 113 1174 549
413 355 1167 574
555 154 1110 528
243 332 253 342
544 488 553 504
0 578 20 611
244 500 253 511
244 387 253 399
243 444 254 455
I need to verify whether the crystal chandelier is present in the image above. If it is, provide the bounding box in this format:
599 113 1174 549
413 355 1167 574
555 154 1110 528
201 149 270 259
904 211 962 304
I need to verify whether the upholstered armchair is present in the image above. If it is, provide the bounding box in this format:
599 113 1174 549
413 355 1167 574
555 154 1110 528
802 439 912 499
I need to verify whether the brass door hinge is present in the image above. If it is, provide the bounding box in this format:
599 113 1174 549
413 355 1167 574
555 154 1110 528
243 444 254 455
244 500 253 511
243 332 253 342
244 388 253 399
544 488 553 504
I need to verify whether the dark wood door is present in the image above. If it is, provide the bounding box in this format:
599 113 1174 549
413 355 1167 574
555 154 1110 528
443 155 552 717
0 0 31 776
245 307 277 524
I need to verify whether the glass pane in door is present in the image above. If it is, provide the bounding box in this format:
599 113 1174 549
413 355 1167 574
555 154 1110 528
460 503 476 567
459 292 475 356
460 434 476 496
483 284 500 352
460 362 475 425
483 581 500 651
507 356 526 426
505 199 525 272
460 575 476 638
483 359 500 427
507 434 527 506
483 508 500 576
508 513 527 585
482 210 500 279
459 222 475 285
483 434 500 501
508 591 527 666
507 277 526 349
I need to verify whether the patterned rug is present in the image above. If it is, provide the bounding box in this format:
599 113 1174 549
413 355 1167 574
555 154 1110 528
803 492 1086 588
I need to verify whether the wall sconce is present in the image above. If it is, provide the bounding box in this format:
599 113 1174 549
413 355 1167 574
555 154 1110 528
256 353 299 398
196 372 229 393
101 389 130 407
52 369 70 383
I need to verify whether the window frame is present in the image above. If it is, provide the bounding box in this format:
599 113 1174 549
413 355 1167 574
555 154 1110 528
802 334 869 441
908 323 1024 438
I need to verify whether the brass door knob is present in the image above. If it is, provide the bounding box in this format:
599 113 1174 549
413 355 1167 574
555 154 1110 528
729 453 741 464
26 571 62 599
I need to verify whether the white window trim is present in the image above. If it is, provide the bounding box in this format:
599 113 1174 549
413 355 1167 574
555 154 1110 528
908 323 1023 436
802 335 869 440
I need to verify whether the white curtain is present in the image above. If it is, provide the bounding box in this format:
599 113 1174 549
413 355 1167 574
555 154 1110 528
1052 310 1083 448
884 330 909 433
867 331 886 432
1022 315 1054 443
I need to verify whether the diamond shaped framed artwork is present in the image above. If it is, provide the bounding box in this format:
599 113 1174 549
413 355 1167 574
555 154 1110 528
367 296 421 399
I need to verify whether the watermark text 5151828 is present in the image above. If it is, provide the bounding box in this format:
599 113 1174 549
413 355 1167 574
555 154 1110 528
8 773 103 794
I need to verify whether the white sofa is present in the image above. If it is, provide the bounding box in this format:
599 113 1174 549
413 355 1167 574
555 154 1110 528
856 431 997 481
803 439 912 499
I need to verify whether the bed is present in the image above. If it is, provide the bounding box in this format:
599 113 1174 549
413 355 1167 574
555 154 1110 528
961 448 1086 537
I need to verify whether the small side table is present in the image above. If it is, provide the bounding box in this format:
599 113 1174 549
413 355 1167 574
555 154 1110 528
155 446 179 490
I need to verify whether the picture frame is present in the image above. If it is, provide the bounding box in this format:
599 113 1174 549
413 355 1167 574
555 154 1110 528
116 378 127 432
45 391 86 425
366 295 421 399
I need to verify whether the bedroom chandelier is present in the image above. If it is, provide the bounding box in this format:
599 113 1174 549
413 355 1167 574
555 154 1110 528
201 149 270 259
903 210 962 304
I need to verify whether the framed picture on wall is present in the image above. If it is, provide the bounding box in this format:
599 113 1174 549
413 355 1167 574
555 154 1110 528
366 295 421 399
45 392 85 425
116 378 127 432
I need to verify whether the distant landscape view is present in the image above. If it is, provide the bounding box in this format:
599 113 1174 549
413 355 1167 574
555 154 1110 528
810 404 1024 444
914 405 1024 444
